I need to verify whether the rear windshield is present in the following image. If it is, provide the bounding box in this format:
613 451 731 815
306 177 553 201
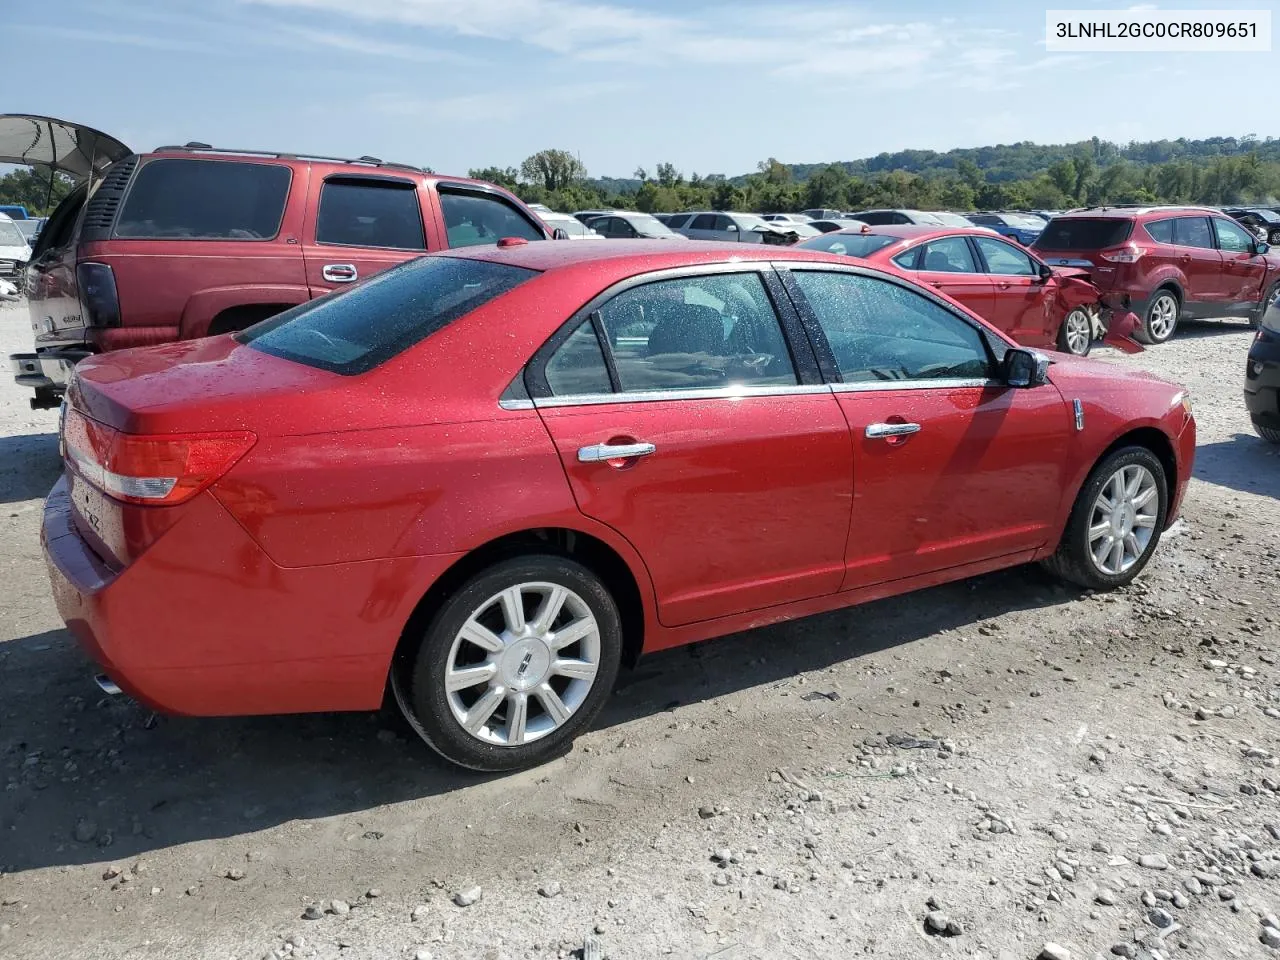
1033 218 1132 251
239 256 537 375
116 158 291 240
799 232 898 258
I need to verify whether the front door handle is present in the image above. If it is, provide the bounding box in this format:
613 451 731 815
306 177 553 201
578 442 655 463
322 263 358 283
865 422 921 439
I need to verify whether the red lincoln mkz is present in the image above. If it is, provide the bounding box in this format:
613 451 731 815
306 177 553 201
44 239 1196 771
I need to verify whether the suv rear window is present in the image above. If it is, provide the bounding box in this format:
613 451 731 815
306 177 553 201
116 158 291 240
239 256 536 375
1034 218 1132 250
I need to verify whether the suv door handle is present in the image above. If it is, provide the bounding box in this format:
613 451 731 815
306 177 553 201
322 263 358 283
578 442 655 463
865 422 921 439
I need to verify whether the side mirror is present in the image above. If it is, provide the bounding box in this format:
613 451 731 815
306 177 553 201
1037 262 1053 282
1004 347 1050 388
1253 240 1270 256
552 227 570 240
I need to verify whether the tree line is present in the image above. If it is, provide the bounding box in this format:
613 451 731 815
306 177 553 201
478 138 1280 215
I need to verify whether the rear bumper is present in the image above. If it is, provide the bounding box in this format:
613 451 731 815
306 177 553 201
1245 339 1280 428
42 474 463 716
10 350 86 392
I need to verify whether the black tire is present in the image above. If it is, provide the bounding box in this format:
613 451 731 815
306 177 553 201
1055 308 1092 356
1250 281 1280 329
1255 422 1280 445
1135 289 1180 345
1041 446 1169 591
401 555 622 772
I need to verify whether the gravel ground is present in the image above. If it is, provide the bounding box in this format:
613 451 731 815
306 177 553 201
2 300 1279 960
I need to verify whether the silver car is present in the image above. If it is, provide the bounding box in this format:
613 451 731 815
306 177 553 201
674 211 788 243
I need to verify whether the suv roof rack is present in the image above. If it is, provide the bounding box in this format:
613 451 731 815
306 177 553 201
153 142 426 173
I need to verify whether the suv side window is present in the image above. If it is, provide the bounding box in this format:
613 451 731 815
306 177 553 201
116 158 291 240
714 215 737 232
690 214 717 230
667 214 692 229
589 272 797 394
1144 218 1174 244
974 236 1036 276
1213 217 1255 253
438 189 544 248
316 178 425 250
1174 217 1214 249
791 271 993 383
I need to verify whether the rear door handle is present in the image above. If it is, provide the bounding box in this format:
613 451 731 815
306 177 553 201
865 422 921 439
578 442 656 463
322 263 358 283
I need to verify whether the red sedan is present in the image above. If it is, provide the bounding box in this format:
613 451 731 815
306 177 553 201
799 224 1139 356
45 240 1195 772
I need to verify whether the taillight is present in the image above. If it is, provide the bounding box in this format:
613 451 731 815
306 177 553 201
76 262 121 327
1099 245 1144 264
62 408 255 506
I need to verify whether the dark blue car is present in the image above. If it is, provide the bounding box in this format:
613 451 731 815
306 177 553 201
965 212 1046 246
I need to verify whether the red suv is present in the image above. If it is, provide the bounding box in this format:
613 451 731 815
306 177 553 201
1032 206 1280 345
4 115 550 408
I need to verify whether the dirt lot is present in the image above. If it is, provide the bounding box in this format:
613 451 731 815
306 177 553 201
2 300 1279 960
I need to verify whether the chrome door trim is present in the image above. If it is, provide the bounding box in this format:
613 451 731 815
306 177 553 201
322 263 359 283
830 377 1001 394
531 383 835 409
865 422 922 439
577 442 656 463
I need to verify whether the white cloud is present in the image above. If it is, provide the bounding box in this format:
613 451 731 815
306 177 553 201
279 26 476 63
368 81 633 124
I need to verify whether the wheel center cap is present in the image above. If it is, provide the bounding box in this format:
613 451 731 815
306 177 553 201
1112 504 1132 536
500 637 551 691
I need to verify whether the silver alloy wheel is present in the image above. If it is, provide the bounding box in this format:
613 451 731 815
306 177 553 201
444 582 600 747
1088 464 1159 576
1063 309 1091 355
1148 293 1178 341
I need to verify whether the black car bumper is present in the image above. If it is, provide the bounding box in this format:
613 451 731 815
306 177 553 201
1245 328 1280 429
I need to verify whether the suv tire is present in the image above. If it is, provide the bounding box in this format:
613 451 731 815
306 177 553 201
1250 281 1280 329
1136 289 1179 345
1255 422 1280 445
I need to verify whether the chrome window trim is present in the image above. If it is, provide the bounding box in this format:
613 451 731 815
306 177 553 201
830 377 1000 394
504 377 1006 409
532 383 834 409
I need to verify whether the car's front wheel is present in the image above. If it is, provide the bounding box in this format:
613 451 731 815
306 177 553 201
1042 446 1169 590
399 555 623 772
1056 308 1093 356
1137 290 1179 344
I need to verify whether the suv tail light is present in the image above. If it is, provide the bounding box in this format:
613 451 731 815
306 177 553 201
1099 245 1144 264
63 407 255 506
76 262 121 327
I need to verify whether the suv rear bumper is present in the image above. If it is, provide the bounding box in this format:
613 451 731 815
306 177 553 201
10 349 88 405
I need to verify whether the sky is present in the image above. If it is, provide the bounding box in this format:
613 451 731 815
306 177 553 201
6 0 1279 180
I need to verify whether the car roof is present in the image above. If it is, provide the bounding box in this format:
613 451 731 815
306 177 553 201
823 224 991 241
446 238 856 275
1054 205 1222 220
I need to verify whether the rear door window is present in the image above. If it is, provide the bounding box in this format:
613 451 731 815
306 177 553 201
1174 217 1214 249
919 236 978 273
116 158 291 240
239 256 536 375
317 178 425 250
439 189 544 248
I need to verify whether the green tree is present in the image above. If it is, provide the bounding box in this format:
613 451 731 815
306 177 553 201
519 149 587 192
0 166 75 215
655 162 682 187
467 166 519 190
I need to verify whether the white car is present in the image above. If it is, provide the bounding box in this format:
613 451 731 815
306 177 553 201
671 211 798 244
0 213 31 289
538 210 605 240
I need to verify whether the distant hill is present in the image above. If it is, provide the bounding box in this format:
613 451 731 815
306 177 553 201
586 135 1280 193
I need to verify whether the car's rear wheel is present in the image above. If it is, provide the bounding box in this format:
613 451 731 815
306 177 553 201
1255 422 1280 445
1056 308 1092 356
1136 290 1179 344
398 555 622 772
1042 446 1168 590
